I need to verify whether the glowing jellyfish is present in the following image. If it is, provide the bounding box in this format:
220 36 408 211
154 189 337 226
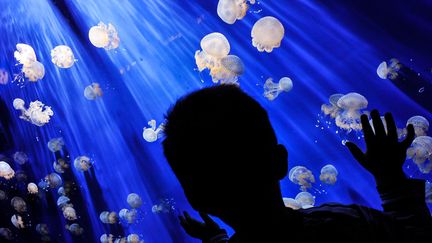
426 181 431 204
376 59 401 80
54 158 69 174
74 156 93 172
263 77 293 101
66 223 84 236
51 45 75 68
13 99 53 126
22 61 45 82
295 191 315 209
100 211 118 224
143 120 165 142
335 93 368 131
217 0 255 24
11 215 25 229
119 209 137 224
251 16 284 52
0 228 13 240
11 197 27 213
127 234 142 243
89 22 120 50
407 116 429 137
282 198 301 210
0 68 9 85
45 173 63 188
0 190 7 200
210 55 245 84
319 164 338 185
13 151 28 165
14 43 37 66
48 137 65 153
288 166 315 191
27 183 38 194
0 161 15 180
321 94 344 119
100 234 114 243
406 136 432 174
63 206 77 221
127 193 142 208
200 33 230 58
84 83 103 100
36 224 49 235
57 196 71 208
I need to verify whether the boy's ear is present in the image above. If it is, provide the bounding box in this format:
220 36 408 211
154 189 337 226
274 144 288 180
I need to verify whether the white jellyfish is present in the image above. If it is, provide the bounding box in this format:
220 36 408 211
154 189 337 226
14 43 37 66
100 211 118 224
11 197 27 213
263 77 293 101
119 208 137 224
151 198 176 214
143 120 165 142
74 156 93 172
63 206 77 221
36 224 49 235
89 22 120 50
57 196 71 208
0 228 13 240
127 234 142 243
335 93 368 131
0 161 15 180
127 193 143 208
13 151 28 165
13 99 53 126
282 197 301 210
288 166 315 191
407 116 429 137
295 191 315 209
47 137 65 153
11 215 25 229
209 55 245 84
100 234 114 243
321 94 344 119
319 164 338 185
45 173 63 188
0 68 9 85
53 158 69 174
376 59 401 80
217 0 255 24
27 183 38 194
51 45 75 68
200 32 231 58
426 181 431 204
84 83 103 100
66 223 84 236
251 16 285 52
22 61 45 82
406 136 432 174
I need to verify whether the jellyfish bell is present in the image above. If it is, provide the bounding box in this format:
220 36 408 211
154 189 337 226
0 161 15 180
335 92 368 131
57 196 71 208
48 137 64 153
377 61 389 80
211 54 245 83
63 206 77 221
288 165 315 191
282 197 301 210
251 16 285 52
217 0 250 24
200 32 230 58
27 182 38 194
407 136 432 173
407 116 429 137
278 77 293 92
14 43 37 66
66 223 84 236
84 83 103 100
11 197 27 213
51 45 75 68
13 98 25 111
89 22 120 50
22 60 45 82
13 151 28 165
74 156 93 172
45 173 63 188
127 193 142 208
329 94 344 107
295 191 315 209
127 234 141 243
319 164 338 185
11 214 25 229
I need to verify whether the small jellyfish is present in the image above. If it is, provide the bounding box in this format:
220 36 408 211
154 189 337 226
11 215 25 229
406 136 432 174
151 198 176 214
217 0 254 24
335 93 368 131
200 32 230 58
263 77 293 101
13 151 28 165
288 166 315 191
74 156 93 172
13 98 25 111
45 173 63 188
47 137 65 153
0 190 7 200
54 158 69 174
295 191 315 209
63 206 77 221
14 43 37 66
100 234 114 243
119 208 137 224
127 234 142 243
11 197 27 213
376 59 401 80
407 116 429 137
127 193 143 208
321 94 344 119
143 120 165 142
57 196 71 208
282 198 301 210
27 183 38 194
51 45 75 68
22 61 45 82
84 83 103 100
210 55 245 84
36 224 49 235
319 164 338 185
99 211 118 224
251 16 285 52
89 22 120 50
0 68 9 85
0 161 15 180
0 228 13 240
66 223 84 236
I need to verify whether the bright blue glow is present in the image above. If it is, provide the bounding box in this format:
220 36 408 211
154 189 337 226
0 0 431 242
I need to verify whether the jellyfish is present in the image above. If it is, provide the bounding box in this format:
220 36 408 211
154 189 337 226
11 215 25 229
66 223 84 236
47 137 65 153
84 83 103 100
288 166 315 191
406 136 432 174
407 116 429 137
0 161 15 180
14 43 37 66
119 209 137 224
54 159 67 174
282 198 301 210
217 0 255 24
127 193 143 208
321 94 344 119
127 234 142 243
22 61 45 82
152 198 176 214
295 191 315 209
11 197 27 213
115 238 127 243
13 99 53 126
100 234 114 243
0 68 9 85
36 224 49 235
143 120 165 142
376 59 401 80
335 93 368 131
100 211 118 224
74 156 93 172
45 173 63 188
0 190 7 200
426 181 431 204
13 151 28 165
0 228 13 240
57 196 71 208
51 45 75 68
89 22 120 50
200 32 231 58
263 77 293 101
210 55 245 84
319 164 338 185
251 16 285 52
63 206 77 221
27 182 38 194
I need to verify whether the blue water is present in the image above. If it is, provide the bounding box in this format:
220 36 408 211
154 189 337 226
0 0 431 242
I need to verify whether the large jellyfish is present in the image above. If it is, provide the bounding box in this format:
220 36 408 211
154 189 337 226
89 22 120 50
251 16 285 52
200 32 230 58
376 59 401 80
27 182 38 194
84 83 103 100
0 68 9 85
288 166 315 191
127 193 143 208
406 136 432 173
14 44 37 66
45 173 63 188
99 211 118 224
13 99 53 126
13 151 28 165
335 93 368 131
127 234 143 243
0 161 15 180
282 197 301 210
51 45 75 68
66 223 84 236
119 208 138 224
217 0 255 24
319 164 338 185
407 116 429 137
321 94 344 119
263 77 293 101
63 206 77 221
210 55 245 84
11 197 27 213
295 191 315 209
143 120 165 142
11 215 25 229
74 156 93 172
22 61 45 82
47 137 65 153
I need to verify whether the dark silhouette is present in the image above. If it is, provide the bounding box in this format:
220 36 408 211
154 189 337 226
162 85 432 242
